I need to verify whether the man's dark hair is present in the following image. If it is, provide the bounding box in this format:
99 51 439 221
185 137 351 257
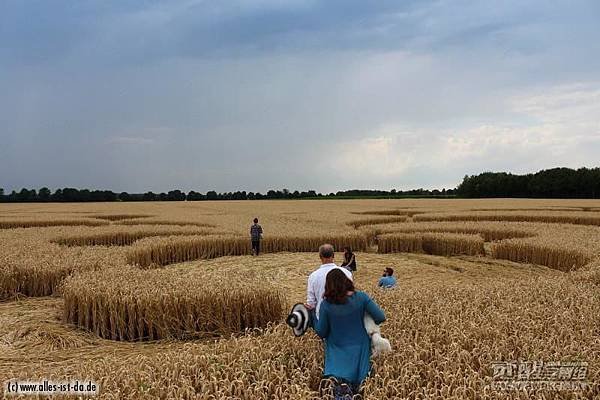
324 269 354 304
253 218 259 223
385 267 394 276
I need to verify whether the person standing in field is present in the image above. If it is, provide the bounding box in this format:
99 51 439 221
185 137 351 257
306 244 353 318
250 217 263 256
311 268 386 397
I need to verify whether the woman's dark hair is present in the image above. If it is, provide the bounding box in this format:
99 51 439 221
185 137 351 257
253 218 259 223
324 269 354 304
385 267 394 276
343 246 353 261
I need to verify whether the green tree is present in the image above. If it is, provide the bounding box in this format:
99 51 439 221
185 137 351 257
38 187 51 201
17 188 37 202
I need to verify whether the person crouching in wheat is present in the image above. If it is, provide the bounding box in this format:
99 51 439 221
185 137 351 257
310 268 387 398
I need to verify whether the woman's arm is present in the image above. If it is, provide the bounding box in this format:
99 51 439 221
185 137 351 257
313 303 330 338
364 293 386 324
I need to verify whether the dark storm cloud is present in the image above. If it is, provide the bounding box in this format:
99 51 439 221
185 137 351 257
1 0 599 193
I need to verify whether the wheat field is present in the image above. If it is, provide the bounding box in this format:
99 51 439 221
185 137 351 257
1 199 600 399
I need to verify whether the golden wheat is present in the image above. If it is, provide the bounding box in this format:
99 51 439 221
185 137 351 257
378 232 485 256
126 233 369 268
350 209 426 217
52 228 215 247
347 216 408 228
2 200 600 399
90 214 154 221
2 257 599 399
117 219 216 228
0 219 109 229
360 221 535 242
491 240 592 271
61 267 285 341
414 211 600 226
0 246 126 300
0 228 127 299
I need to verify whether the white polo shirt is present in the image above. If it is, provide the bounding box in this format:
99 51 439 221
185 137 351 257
306 263 353 318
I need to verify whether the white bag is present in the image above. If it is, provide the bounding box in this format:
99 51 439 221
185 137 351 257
363 313 392 357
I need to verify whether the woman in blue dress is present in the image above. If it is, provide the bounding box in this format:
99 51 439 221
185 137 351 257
310 268 386 395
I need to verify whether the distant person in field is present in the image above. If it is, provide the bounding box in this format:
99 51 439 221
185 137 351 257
310 268 386 397
378 267 397 288
250 217 263 256
306 244 353 317
340 246 357 272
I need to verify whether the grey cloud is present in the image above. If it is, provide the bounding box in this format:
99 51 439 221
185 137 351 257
1 1 600 193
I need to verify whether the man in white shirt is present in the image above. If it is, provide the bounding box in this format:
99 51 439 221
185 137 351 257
305 243 353 319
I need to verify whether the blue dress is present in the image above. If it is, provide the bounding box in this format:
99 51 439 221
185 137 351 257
311 291 386 385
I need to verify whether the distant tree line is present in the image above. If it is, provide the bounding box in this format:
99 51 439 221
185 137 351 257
457 167 600 198
2 167 598 202
0 187 455 202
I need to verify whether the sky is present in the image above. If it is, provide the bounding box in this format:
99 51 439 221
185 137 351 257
1 0 600 193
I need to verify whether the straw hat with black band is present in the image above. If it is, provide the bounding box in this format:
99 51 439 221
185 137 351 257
286 303 309 336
